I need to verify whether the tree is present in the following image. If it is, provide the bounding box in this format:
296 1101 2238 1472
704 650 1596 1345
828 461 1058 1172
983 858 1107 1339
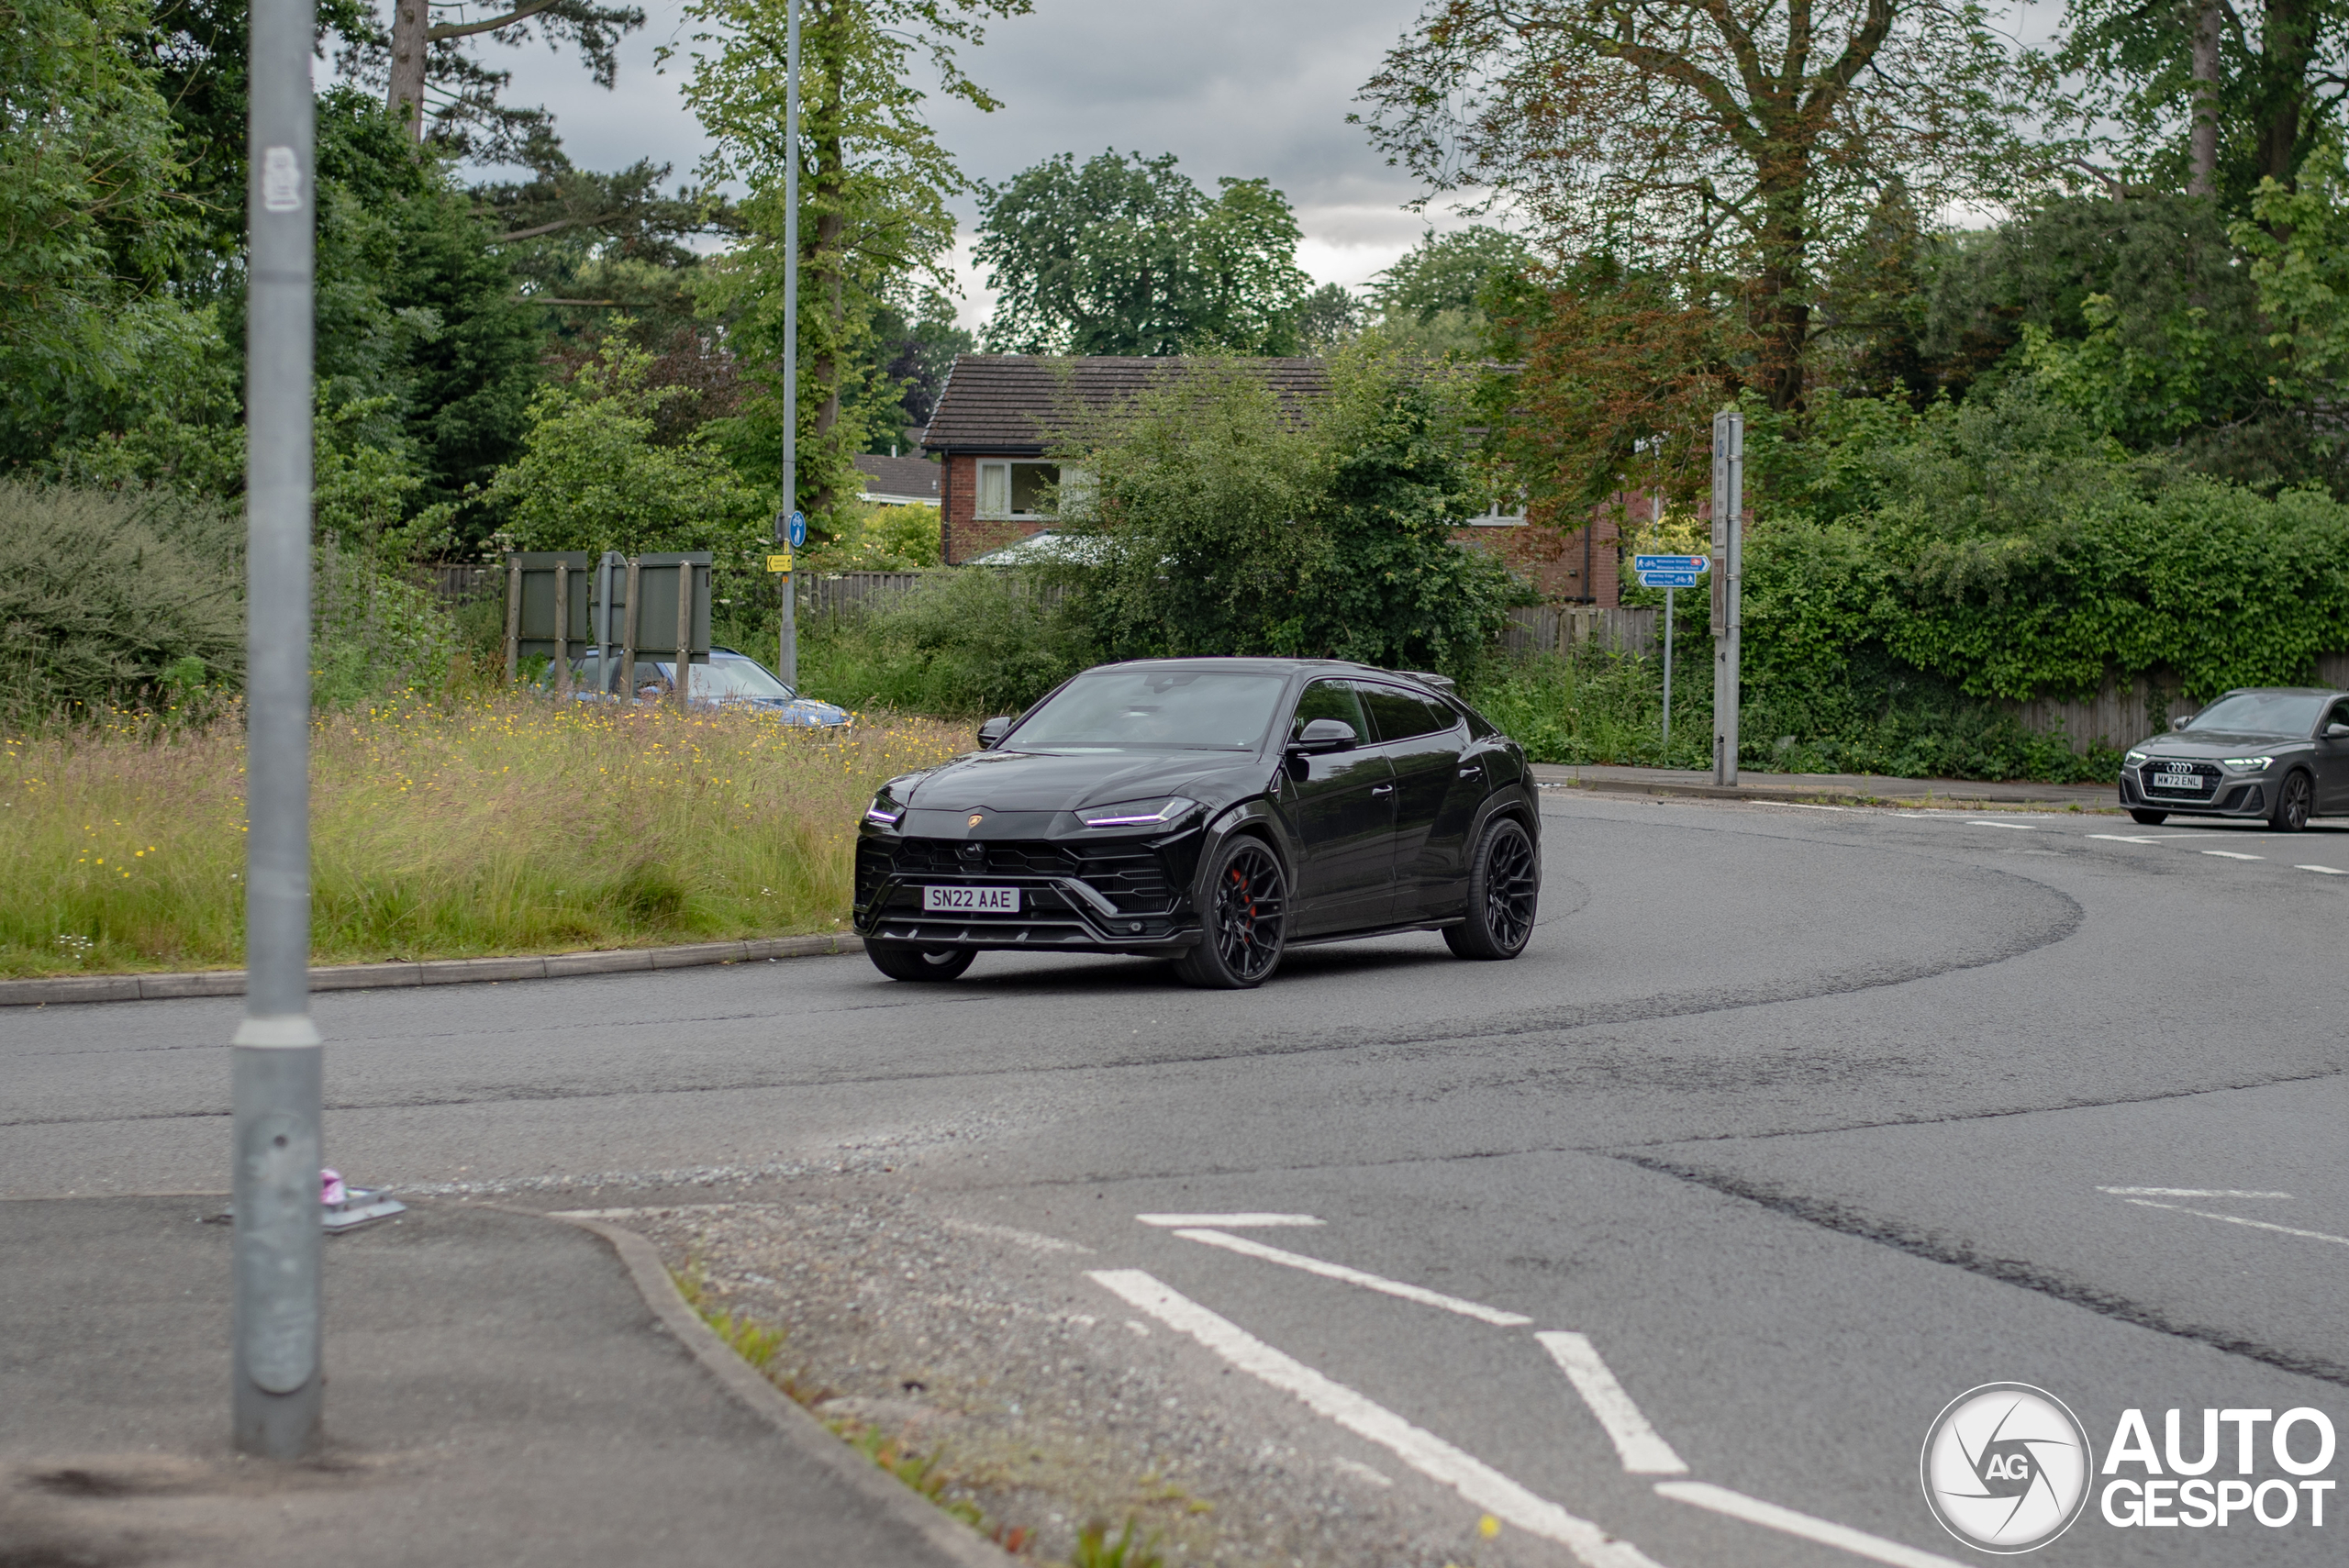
674 0 1023 535
480 333 763 562
1359 0 2025 408
1364 225 1535 358
375 0 645 157
974 150 1315 356
2054 0 2349 211
0 0 195 466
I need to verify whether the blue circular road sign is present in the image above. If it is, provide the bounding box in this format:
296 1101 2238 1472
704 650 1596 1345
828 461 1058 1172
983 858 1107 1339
787 510 807 549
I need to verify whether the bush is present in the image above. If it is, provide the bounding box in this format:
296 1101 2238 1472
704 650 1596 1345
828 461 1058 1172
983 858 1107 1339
0 482 244 725
797 569 1091 717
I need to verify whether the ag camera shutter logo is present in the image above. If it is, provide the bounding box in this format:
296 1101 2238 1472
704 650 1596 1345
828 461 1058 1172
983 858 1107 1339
1920 1383 2093 1552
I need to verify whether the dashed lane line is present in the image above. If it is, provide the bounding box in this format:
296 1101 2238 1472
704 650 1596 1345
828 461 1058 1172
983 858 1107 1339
2121 1198 2349 1251
2203 850 2266 861
1654 1482 1966 1568
1137 1212 1323 1228
1537 1332 1688 1475
2098 1186 2293 1199
1167 1227 1532 1326
1965 820 2041 830
2299 864 2349 875
1088 1269 1670 1568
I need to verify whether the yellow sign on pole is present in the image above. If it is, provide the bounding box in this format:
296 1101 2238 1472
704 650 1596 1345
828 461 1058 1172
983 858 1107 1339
766 552 794 573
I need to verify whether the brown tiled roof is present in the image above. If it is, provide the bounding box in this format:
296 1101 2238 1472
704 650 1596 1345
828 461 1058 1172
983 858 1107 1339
852 453 941 500
921 355 1330 455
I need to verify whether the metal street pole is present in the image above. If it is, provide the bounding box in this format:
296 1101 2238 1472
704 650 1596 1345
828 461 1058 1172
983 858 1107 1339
776 0 800 689
1710 408 1743 786
235 0 323 1459
1661 585 1674 757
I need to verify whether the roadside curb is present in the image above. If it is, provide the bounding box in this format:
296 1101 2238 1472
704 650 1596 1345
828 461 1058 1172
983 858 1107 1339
543 1209 1016 1568
0 931 864 1008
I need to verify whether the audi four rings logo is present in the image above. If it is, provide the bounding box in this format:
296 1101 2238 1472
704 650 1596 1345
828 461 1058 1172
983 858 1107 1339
1921 1383 2093 1552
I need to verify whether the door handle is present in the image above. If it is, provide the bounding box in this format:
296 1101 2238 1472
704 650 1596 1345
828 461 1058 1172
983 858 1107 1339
1370 784 1396 796
1457 764 1482 778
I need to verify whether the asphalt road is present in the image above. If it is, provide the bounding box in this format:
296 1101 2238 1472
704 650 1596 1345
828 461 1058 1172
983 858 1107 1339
6 790 2346 1567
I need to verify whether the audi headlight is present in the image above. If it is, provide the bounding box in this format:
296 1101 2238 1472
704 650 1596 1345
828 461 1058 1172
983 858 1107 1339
1075 796 1197 828
2221 756 2274 773
2124 750 2147 765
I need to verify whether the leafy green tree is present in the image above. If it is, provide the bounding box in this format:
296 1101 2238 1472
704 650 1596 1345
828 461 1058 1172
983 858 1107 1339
1359 0 2028 409
0 0 197 467
674 0 1023 539
372 0 646 160
974 150 1315 356
480 333 764 562
1054 352 1514 674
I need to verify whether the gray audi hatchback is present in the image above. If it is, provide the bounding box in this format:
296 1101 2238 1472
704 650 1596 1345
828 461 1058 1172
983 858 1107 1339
2119 687 2349 830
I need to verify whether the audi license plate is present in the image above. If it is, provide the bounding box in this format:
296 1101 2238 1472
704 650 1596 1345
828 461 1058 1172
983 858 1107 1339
923 885 1019 913
2152 770 2202 792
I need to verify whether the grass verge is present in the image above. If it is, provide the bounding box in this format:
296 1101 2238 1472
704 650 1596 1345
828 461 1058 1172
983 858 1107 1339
0 695 963 977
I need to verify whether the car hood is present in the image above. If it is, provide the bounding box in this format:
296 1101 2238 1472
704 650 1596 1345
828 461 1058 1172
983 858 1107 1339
902 747 1266 814
2133 730 2306 757
727 695 850 726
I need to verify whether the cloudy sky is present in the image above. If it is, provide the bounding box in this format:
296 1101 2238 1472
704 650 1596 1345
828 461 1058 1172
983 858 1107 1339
463 0 1475 327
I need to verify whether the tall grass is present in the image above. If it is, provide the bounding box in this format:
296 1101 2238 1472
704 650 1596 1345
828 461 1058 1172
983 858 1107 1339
0 696 963 977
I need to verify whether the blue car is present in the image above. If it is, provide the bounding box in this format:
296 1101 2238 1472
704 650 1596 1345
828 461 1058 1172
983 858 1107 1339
559 648 852 728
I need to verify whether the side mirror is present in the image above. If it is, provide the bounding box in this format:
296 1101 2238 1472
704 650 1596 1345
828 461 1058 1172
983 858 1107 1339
976 716 1013 750
2328 722 2349 739
1288 717 1359 753
2171 716 2193 731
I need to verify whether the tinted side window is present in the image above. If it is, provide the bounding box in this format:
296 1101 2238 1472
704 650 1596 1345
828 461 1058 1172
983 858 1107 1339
1291 679 1369 741
1360 684 1455 741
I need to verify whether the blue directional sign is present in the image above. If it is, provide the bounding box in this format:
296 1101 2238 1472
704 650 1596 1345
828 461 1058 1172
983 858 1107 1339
1638 570 1703 588
1632 554 1708 573
786 510 807 549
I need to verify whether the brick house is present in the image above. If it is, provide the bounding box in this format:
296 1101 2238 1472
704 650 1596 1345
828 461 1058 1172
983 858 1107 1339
918 353 1619 604
851 453 941 507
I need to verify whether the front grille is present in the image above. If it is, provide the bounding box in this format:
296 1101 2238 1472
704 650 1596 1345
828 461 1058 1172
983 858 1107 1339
881 837 1174 914
2142 760 2221 798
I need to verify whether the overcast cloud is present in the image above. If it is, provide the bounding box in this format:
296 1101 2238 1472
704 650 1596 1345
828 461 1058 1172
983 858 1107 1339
462 0 1475 327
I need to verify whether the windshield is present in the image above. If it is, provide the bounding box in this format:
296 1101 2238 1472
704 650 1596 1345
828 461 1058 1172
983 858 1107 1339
1010 669 1288 750
2184 692 2326 736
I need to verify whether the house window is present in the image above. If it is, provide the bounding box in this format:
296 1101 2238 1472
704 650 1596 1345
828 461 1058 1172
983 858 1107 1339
975 461 1060 519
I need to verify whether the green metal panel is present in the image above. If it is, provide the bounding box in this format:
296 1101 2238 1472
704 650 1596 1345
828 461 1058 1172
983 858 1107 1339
508 551 592 660
630 552 713 664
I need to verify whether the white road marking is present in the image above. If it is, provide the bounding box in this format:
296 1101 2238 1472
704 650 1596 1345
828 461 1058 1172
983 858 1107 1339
2099 1185 2293 1199
1774 802 1846 811
2203 850 2265 860
1654 1481 1965 1568
1965 820 2040 830
1536 1332 1688 1474
1330 1457 1395 1487
941 1218 1093 1254
2298 864 2349 875
2088 834 2165 844
1138 1212 1324 1228
1170 1228 1532 1326
2123 1198 2349 1250
1088 1270 1668 1568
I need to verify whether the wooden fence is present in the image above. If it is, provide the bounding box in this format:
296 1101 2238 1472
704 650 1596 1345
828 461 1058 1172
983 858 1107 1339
2012 653 2349 751
1500 605 1657 659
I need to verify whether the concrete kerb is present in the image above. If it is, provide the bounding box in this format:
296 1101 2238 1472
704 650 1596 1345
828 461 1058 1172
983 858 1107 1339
1532 767 2118 813
0 931 865 1008
543 1210 1018 1568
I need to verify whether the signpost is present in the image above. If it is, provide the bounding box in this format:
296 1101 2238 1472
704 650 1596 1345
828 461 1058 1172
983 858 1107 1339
236 0 322 1461
1633 556 1709 755
776 0 801 692
1710 409 1744 785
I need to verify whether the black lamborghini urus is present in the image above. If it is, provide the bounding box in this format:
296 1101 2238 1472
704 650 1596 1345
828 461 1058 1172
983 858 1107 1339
852 658 1542 988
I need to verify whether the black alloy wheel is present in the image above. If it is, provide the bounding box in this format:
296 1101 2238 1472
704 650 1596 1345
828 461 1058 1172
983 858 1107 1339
865 940 977 982
1173 838 1286 989
2128 807 2168 826
2268 770 2314 833
1445 816 1539 961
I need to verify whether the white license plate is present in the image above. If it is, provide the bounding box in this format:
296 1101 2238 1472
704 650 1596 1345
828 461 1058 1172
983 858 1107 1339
2152 771 2201 791
923 885 1019 913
